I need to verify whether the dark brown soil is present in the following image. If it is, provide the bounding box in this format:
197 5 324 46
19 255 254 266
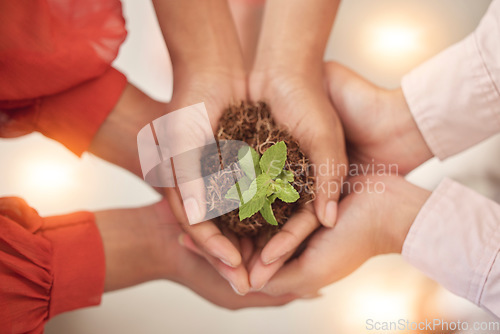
201 101 315 237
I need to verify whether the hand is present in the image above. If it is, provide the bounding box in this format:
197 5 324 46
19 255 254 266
324 62 434 174
256 175 430 297
162 69 255 295
89 79 252 295
246 0 345 289
95 199 297 309
150 0 259 295
247 67 348 290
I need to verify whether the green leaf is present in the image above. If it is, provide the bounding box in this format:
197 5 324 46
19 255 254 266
238 146 261 178
238 174 273 220
241 174 271 204
239 195 266 220
259 141 287 179
275 183 300 203
268 193 278 204
225 176 251 201
225 183 241 201
278 170 295 183
259 199 278 226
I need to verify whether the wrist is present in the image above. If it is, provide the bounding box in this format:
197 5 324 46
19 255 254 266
95 205 170 291
375 178 431 255
249 64 322 101
148 200 182 281
173 60 247 86
388 88 434 172
170 68 247 126
88 84 166 178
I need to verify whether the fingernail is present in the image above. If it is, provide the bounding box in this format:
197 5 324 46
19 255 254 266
184 197 201 225
301 292 323 299
251 282 266 292
263 256 280 266
211 248 238 268
219 257 235 268
229 282 245 296
323 201 337 228
177 234 185 246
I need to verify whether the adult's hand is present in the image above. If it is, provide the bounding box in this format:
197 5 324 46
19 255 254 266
325 62 434 175
250 0 346 228
89 79 250 294
247 0 346 290
95 200 296 309
150 0 253 294
258 175 430 297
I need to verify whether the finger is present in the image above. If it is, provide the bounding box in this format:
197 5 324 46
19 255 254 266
247 233 268 272
164 184 243 268
220 226 242 254
179 233 250 295
323 61 379 142
181 220 242 268
178 233 204 257
205 255 250 296
257 226 336 297
148 103 215 224
250 204 319 290
163 187 189 223
179 246 296 309
261 196 376 297
259 257 310 296
261 204 318 265
289 90 347 228
310 127 347 228
240 237 254 266
249 250 291 292
178 178 208 224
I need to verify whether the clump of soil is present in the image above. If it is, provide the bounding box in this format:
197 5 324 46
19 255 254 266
202 102 315 237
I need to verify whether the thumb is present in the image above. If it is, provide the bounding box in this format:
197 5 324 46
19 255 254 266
324 61 378 127
153 102 215 224
310 134 347 228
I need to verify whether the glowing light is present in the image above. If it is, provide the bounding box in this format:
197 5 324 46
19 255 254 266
341 284 416 331
369 24 420 59
23 159 73 193
354 290 411 321
377 27 418 51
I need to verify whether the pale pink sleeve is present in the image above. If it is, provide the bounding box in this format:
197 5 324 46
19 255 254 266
401 0 500 160
402 178 500 317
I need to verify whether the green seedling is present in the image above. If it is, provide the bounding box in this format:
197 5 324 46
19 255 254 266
225 141 300 226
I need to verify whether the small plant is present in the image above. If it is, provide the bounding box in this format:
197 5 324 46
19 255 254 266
225 141 300 225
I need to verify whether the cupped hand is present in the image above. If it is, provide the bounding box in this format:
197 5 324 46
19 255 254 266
250 68 348 227
159 68 255 295
246 66 348 290
324 62 433 175
256 174 430 297
149 200 297 309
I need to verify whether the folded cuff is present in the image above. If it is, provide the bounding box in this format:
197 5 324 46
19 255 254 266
402 178 500 306
41 211 105 318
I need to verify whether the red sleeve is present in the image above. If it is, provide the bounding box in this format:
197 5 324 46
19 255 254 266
0 197 105 334
0 0 126 100
0 67 127 155
0 0 127 155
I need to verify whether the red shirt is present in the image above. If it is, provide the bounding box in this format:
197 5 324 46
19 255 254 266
0 1 127 332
